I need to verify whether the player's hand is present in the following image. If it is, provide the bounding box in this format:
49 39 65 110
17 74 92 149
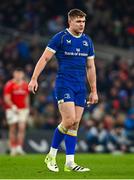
11 105 18 113
28 79 38 94
88 92 98 104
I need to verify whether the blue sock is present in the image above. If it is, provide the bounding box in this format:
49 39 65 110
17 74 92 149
51 127 66 149
65 134 77 154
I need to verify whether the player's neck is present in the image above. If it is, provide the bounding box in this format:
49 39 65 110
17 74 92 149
13 79 23 84
67 28 82 37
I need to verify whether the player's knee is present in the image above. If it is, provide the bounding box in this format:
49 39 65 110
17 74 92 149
18 124 26 132
74 119 79 124
63 115 76 129
72 120 79 130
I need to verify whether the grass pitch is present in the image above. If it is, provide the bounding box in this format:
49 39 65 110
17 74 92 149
0 154 134 179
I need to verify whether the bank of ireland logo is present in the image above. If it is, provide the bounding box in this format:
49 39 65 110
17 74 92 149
83 40 88 46
76 48 80 52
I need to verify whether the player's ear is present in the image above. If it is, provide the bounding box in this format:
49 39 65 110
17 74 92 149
68 17 72 25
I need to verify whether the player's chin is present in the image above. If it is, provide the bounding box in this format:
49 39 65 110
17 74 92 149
79 29 84 33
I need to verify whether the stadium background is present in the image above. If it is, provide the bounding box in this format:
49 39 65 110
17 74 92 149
0 0 134 154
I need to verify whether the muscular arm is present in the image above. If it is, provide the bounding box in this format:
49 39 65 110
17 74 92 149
4 94 14 108
29 48 55 93
86 58 97 93
86 58 98 104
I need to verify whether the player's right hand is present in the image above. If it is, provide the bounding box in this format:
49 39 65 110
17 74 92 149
28 79 38 94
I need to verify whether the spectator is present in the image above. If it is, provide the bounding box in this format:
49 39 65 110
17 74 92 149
124 108 134 144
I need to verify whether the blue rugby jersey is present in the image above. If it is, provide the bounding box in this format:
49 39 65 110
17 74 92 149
47 29 95 85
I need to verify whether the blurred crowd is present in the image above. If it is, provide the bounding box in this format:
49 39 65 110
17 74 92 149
0 0 134 48
0 0 134 153
82 56 134 153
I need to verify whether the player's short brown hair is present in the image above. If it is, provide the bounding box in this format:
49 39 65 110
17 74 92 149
68 9 86 19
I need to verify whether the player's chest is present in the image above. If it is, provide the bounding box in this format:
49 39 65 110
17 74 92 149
62 38 89 54
12 84 27 95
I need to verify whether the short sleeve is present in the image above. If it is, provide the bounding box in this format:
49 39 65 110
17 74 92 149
87 38 95 59
4 82 12 95
46 32 62 53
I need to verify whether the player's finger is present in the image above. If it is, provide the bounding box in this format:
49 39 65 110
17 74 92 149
28 85 32 92
35 84 38 91
30 86 35 94
94 100 98 104
31 88 34 94
94 98 99 103
87 101 91 107
28 83 33 90
28 85 34 93
28 84 31 91
87 101 90 104
90 97 94 104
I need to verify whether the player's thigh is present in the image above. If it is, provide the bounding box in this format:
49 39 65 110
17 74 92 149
18 121 26 132
55 87 75 104
75 106 84 124
5 109 18 125
74 90 85 128
55 87 76 127
58 102 76 128
18 109 29 123
9 123 17 133
75 89 86 108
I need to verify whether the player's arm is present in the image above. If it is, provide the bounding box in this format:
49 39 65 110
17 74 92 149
4 94 14 107
29 32 62 94
4 83 16 109
4 93 18 111
86 58 98 104
28 48 54 94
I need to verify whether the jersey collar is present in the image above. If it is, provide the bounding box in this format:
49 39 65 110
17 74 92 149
66 28 82 38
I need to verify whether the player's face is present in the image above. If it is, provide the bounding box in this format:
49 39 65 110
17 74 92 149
13 71 25 81
69 16 86 34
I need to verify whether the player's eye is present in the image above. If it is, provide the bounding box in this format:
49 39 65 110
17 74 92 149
76 20 86 23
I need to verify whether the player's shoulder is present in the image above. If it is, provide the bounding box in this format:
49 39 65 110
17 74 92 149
52 30 67 39
4 80 14 91
5 80 13 87
82 33 93 42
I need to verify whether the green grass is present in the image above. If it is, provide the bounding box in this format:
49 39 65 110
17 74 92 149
0 154 134 179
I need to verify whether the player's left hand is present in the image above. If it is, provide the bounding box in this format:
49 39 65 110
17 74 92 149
28 79 38 94
88 92 98 104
